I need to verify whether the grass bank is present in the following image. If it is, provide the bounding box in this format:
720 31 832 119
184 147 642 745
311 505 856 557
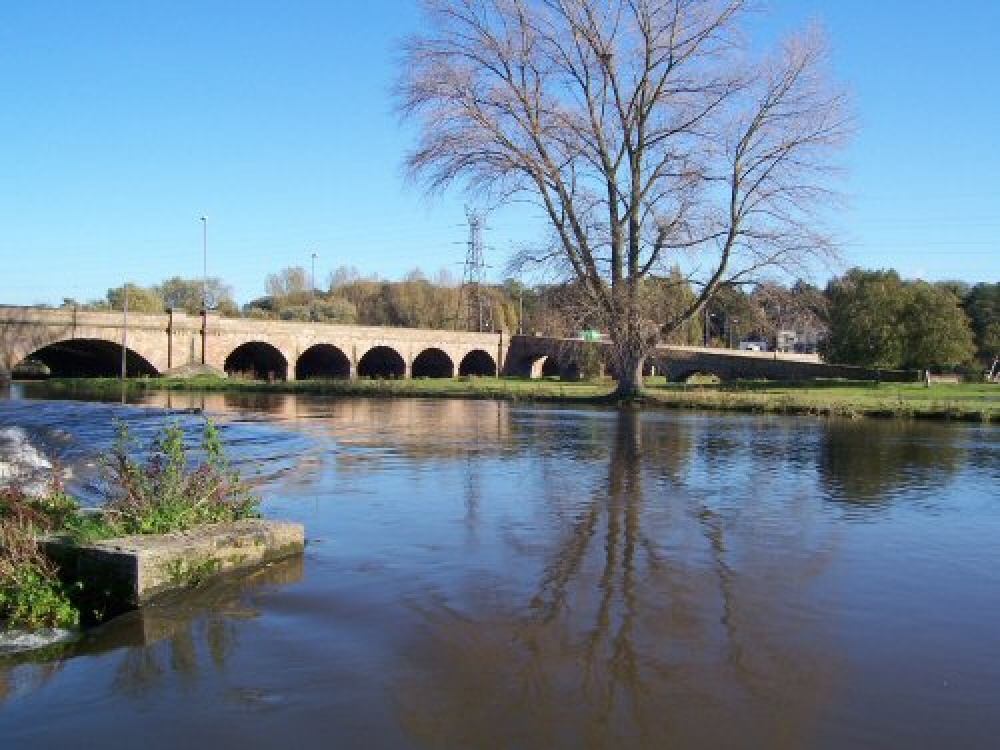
641 379 998 421
37 375 999 422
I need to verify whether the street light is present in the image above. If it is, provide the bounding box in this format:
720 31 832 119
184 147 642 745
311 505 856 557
200 216 208 311
310 252 317 305
200 216 208 365
121 281 129 381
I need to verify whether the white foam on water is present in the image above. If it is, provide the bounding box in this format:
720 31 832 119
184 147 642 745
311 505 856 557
0 427 78 655
0 426 57 495
0 627 77 655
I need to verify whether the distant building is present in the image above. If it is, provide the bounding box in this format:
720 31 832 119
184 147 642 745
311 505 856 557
775 329 823 354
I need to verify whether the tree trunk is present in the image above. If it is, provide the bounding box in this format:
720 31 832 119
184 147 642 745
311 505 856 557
612 344 646 400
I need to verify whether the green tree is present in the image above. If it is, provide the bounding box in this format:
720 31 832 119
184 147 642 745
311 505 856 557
389 270 456 328
106 284 166 314
644 269 702 345
901 282 975 369
157 277 238 316
704 285 765 347
961 283 999 365
821 269 909 368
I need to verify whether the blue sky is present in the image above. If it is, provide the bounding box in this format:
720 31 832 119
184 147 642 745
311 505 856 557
1 1 997 306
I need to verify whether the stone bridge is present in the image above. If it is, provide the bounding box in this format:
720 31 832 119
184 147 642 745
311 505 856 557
0 307 506 381
506 336 914 383
0 306 913 383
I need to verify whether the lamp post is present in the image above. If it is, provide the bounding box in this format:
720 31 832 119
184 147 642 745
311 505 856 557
121 281 129 381
200 216 208 365
311 252 317 305
200 216 208 310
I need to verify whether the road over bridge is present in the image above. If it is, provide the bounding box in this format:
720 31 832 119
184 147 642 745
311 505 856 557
0 306 912 383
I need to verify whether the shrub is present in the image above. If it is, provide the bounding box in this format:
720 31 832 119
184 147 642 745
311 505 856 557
0 482 80 532
1 419 261 629
0 515 78 629
93 420 261 538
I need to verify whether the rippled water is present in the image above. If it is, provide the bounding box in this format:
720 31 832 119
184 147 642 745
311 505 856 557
1 385 998 749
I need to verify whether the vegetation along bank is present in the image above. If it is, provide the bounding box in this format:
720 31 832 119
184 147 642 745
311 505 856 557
35 376 999 423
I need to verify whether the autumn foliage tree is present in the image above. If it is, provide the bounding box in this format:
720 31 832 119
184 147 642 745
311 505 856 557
399 0 848 396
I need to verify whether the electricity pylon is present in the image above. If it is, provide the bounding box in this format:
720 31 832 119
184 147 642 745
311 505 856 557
457 208 493 332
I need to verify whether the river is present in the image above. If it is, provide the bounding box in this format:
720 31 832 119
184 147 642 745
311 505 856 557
0 385 998 749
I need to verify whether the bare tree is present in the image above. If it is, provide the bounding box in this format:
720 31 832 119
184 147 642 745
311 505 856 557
399 0 848 396
265 266 310 302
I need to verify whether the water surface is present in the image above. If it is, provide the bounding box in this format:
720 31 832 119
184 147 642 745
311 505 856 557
1 387 998 749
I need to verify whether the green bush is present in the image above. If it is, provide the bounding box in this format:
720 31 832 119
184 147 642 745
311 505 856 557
90 420 261 539
0 484 79 531
0 516 78 629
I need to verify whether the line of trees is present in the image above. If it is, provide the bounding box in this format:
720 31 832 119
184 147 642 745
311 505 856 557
58 263 997 374
822 270 996 371
242 264 710 345
64 277 240 317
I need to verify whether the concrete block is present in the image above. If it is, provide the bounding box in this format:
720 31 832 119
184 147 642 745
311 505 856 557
44 520 304 615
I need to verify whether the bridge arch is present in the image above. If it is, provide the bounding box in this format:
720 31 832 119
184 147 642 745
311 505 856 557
541 356 563 378
225 342 288 381
411 347 454 378
671 368 724 384
19 339 158 378
560 361 581 380
458 349 496 377
357 345 406 379
513 354 560 379
296 344 351 380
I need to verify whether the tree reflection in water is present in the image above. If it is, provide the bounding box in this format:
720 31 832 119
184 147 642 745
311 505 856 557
397 410 841 749
818 420 963 509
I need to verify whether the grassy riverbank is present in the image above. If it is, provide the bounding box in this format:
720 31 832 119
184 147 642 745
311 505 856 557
643 379 997 421
34 375 999 422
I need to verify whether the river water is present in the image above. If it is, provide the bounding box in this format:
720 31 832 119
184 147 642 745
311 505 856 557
0 385 998 749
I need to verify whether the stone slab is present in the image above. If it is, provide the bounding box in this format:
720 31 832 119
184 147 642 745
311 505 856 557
44 520 304 613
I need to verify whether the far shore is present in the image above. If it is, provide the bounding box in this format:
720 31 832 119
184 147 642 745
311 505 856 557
16 375 998 423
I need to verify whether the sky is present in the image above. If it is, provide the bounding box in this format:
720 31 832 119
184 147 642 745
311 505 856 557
1 0 997 307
